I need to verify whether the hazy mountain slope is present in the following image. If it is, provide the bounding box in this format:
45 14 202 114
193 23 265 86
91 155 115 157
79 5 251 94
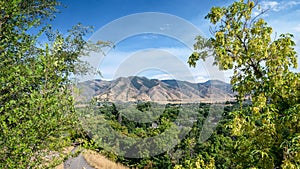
77 76 235 103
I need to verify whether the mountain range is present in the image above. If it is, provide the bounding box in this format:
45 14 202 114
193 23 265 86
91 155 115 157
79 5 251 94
77 76 235 103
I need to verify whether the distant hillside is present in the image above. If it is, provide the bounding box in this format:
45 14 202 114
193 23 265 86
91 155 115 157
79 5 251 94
76 76 235 103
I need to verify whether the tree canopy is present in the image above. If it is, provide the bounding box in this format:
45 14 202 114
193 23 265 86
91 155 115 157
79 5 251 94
0 0 100 168
189 0 300 168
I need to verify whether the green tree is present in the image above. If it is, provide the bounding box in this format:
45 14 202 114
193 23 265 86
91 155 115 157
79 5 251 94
0 0 103 168
189 0 300 168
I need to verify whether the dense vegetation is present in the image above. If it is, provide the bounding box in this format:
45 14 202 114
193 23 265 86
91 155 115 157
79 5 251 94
1 0 299 168
77 101 240 169
0 0 103 168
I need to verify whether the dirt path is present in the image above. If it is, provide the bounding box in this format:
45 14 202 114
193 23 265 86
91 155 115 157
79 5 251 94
63 147 95 169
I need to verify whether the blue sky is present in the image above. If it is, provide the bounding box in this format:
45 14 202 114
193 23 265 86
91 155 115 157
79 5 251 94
51 0 300 83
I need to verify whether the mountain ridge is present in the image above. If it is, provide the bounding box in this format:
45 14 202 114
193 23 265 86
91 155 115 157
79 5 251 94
77 76 235 103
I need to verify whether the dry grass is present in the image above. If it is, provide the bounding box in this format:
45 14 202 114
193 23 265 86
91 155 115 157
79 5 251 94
55 163 64 169
82 150 129 169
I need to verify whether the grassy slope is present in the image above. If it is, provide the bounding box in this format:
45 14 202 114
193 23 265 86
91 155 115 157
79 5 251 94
82 150 129 169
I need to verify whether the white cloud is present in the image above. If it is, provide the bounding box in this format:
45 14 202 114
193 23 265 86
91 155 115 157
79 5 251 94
194 76 207 83
260 0 300 12
262 1 279 11
150 74 176 80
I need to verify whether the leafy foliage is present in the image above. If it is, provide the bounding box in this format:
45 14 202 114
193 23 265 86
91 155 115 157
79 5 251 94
0 0 102 168
189 0 300 168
